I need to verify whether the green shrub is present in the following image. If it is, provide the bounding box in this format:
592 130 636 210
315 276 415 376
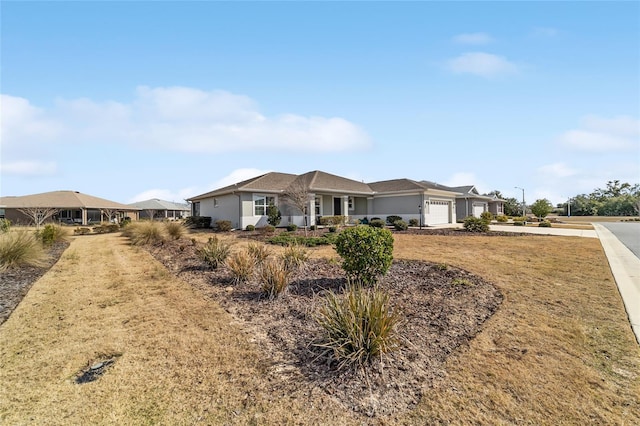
496 215 508 223
185 216 211 229
165 221 187 240
359 217 369 225
369 219 386 228
198 236 231 269
215 220 233 232
310 225 318 231
513 221 525 226
267 204 281 227
245 224 256 231
315 282 401 369
226 250 256 284
280 244 309 272
408 218 419 227
393 220 408 231
247 242 270 264
539 221 552 227
480 211 493 223
334 226 394 286
92 224 120 234
266 233 337 247
385 215 402 225
328 226 337 233
0 231 47 271
38 224 69 245
463 216 489 233
0 218 11 233
286 223 298 232
127 222 166 245
259 259 291 299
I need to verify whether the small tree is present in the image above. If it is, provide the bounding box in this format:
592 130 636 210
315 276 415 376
267 204 281 227
335 226 394 286
145 209 158 221
531 198 553 219
17 207 59 229
101 208 119 223
283 180 312 235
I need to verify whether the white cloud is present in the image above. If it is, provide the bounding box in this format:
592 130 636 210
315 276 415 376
210 168 272 189
447 52 518 77
558 115 639 152
537 162 577 178
1 87 372 167
0 161 58 177
452 32 493 45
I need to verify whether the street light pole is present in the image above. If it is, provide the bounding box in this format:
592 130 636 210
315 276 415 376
514 187 525 217
418 204 422 229
567 197 571 217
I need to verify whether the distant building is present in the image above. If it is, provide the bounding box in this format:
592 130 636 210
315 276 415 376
0 190 140 225
127 199 191 220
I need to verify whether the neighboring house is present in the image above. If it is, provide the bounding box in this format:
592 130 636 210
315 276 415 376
368 179 460 226
128 199 191 220
187 170 462 229
0 190 140 225
487 193 506 217
443 185 494 221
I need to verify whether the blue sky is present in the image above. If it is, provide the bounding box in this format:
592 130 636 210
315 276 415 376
2 1 639 206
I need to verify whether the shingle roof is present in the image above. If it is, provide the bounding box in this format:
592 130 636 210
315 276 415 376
187 172 297 201
128 199 190 211
300 170 373 194
439 184 493 200
369 179 461 195
0 190 139 210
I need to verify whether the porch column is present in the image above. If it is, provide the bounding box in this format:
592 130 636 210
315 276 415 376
308 193 316 226
342 196 349 224
82 208 88 225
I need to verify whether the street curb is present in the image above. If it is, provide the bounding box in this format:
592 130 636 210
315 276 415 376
593 224 640 345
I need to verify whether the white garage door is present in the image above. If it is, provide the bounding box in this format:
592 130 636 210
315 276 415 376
429 200 450 225
473 204 485 218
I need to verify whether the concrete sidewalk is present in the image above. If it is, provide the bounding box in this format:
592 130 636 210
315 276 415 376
489 224 599 238
593 224 640 344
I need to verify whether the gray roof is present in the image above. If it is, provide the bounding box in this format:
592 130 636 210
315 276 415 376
128 199 190 211
0 190 139 210
188 170 372 201
369 179 461 195
188 172 298 201
439 184 494 201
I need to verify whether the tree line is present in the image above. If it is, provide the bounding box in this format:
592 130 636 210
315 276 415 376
486 180 640 218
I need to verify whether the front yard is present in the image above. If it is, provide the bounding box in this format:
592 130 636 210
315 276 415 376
0 230 638 424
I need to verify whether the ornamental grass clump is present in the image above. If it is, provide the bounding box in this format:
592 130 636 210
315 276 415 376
316 281 401 370
259 259 291 299
334 225 394 286
126 221 166 245
165 221 187 240
37 224 69 246
280 243 309 272
226 250 256 284
198 236 230 269
0 231 48 271
247 242 270 265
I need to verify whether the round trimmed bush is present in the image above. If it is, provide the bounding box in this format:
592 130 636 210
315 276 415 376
393 220 408 231
539 221 552 227
286 223 298 232
369 219 386 228
334 225 394 286
245 224 255 231
463 216 489 232
408 218 419 227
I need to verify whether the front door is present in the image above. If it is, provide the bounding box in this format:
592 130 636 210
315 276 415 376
333 197 342 216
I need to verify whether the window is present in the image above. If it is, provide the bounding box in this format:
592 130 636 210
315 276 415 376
213 198 218 208
314 196 322 215
193 202 200 216
254 195 276 216
348 196 354 211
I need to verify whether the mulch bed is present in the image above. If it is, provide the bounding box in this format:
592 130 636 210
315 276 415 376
0 241 69 325
145 236 504 417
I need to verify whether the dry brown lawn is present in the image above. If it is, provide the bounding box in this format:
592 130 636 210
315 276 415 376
1 231 639 425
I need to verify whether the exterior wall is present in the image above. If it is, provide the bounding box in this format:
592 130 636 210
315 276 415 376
372 194 422 222
489 201 504 215
455 198 489 221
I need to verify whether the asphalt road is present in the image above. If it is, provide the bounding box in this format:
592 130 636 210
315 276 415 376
599 222 640 260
